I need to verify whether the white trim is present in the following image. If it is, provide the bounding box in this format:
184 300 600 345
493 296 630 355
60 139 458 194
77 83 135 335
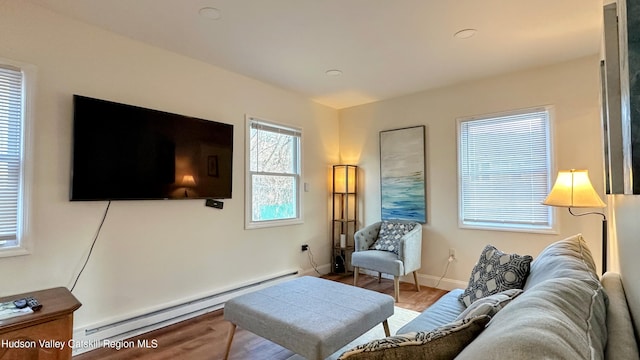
456 105 557 234
244 115 303 229
413 273 468 291
356 268 467 292
0 57 36 257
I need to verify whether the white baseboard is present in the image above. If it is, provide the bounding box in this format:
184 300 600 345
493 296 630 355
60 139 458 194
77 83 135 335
414 273 466 291
299 263 332 277
71 270 299 356
355 268 466 291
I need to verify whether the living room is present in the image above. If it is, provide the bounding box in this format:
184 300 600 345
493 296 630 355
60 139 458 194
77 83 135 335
1 0 640 359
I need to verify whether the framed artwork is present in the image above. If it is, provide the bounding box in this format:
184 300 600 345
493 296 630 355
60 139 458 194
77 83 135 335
379 125 427 223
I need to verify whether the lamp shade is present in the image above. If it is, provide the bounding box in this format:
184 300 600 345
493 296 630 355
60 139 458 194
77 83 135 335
542 169 605 208
181 175 196 187
333 165 357 193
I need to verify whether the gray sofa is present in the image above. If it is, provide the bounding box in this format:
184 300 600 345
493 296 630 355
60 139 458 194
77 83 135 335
341 234 640 359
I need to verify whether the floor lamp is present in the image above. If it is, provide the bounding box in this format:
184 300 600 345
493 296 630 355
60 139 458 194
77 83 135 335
542 169 607 274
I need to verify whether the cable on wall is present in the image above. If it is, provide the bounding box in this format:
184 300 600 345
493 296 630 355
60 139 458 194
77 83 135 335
306 246 322 275
70 200 111 292
434 255 454 289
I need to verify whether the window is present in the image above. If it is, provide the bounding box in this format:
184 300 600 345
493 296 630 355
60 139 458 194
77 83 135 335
0 58 35 256
457 107 554 232
246 116 302 229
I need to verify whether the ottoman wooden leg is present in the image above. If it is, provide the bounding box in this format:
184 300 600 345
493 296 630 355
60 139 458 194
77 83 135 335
382 320 390 337
224 323 237 360
413 271 420 292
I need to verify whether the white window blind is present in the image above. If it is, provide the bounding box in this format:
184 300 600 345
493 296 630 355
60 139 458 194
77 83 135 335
458 108 553 232
246 117 302 228
0 65 23 246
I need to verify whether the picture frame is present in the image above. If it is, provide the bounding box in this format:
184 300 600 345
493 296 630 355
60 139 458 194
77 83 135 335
379 125 427 223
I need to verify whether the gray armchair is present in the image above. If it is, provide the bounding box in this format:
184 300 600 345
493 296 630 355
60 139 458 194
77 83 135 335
351 220 422 302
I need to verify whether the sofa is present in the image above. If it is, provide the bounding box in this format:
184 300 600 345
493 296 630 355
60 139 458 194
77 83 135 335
338 234 640 359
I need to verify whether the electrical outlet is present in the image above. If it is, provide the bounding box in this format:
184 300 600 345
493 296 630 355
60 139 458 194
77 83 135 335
301 244 309 252
449 248 456 260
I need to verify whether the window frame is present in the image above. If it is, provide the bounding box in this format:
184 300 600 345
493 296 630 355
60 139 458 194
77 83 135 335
245 115 303 229
0 57 35 257
456 106 557 234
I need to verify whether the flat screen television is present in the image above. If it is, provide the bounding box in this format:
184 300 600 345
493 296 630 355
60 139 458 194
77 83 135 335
70 95 233 200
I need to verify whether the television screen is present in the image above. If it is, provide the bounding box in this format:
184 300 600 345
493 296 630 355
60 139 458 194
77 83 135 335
70 95 233 200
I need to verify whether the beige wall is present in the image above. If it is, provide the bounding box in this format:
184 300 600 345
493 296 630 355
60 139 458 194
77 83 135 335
0 2 338 328
0 0 615 335
339 56 606 287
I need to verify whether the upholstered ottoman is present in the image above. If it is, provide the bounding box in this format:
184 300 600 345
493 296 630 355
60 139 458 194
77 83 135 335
223 276 395 360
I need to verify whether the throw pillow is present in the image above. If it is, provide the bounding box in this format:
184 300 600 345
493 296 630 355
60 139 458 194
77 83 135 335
370 221 416 255
338 315 490 360
455 288 523 321
458 245 532 307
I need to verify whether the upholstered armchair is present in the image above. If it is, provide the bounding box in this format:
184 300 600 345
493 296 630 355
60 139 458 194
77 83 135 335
351 220 422 302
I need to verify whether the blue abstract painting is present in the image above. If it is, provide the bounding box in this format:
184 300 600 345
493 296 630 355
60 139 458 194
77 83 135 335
380 126 426 223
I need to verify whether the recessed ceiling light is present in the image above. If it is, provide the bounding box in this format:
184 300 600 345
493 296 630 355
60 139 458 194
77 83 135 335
454 28 477 39
325 69 343 77
199 7 221 20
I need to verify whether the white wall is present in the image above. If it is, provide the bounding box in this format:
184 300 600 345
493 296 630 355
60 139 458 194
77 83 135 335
0 2 338 328
610 195 640 336
339 56 606 287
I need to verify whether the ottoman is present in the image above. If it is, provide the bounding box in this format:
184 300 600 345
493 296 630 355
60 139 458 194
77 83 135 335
224 276 394 360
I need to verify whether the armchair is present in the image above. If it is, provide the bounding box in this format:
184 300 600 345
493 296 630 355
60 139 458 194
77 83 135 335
351 220 422 302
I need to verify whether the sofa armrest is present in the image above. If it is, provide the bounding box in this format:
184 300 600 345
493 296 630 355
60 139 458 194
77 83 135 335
354 222 381 251
601 272 640 360
398 225 422 274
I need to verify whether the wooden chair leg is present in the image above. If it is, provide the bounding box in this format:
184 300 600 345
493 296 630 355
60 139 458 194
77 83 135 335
353 267 359 286
224 323 236 360
378 272 382 283
413 271 420 292
393 276 400 302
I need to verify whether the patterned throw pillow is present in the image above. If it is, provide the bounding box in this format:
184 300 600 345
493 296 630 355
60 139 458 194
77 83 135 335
338 315 490 360
370 221 416 255
455 288 523 321
458 245 532 308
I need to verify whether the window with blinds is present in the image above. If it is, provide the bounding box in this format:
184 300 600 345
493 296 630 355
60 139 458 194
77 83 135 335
457 107 554 232
246 116 302 229
0 61 32 253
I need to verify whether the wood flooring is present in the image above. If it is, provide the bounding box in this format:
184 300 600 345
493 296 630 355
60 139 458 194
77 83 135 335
73 274 448 360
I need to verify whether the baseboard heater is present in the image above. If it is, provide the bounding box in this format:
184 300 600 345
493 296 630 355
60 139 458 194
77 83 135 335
72 270 299 356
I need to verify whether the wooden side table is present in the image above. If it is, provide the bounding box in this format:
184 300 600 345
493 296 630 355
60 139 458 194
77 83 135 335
0 287 81 360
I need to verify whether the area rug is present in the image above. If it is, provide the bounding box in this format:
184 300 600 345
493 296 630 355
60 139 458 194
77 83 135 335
286 306 420 360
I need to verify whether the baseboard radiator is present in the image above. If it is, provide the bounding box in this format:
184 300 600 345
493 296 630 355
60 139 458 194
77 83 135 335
72 270 299 356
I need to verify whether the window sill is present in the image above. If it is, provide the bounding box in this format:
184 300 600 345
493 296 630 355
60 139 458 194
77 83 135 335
0 245 31 258
459 223 558 235
245 218 303 230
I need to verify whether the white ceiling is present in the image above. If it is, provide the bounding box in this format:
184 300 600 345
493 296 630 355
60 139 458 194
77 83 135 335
29 0 603 109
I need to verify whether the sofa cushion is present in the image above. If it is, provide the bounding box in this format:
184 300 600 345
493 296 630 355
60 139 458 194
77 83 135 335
456 276 608 360
523 233 598 290
455 288 522 321
351 250 404 277
601 272 640 360
370 221 416 254
338 315 490 360
396 289 465 334
459 245 532 307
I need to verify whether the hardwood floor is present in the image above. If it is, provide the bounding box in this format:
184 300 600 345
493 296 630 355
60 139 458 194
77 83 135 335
74 274 447 360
